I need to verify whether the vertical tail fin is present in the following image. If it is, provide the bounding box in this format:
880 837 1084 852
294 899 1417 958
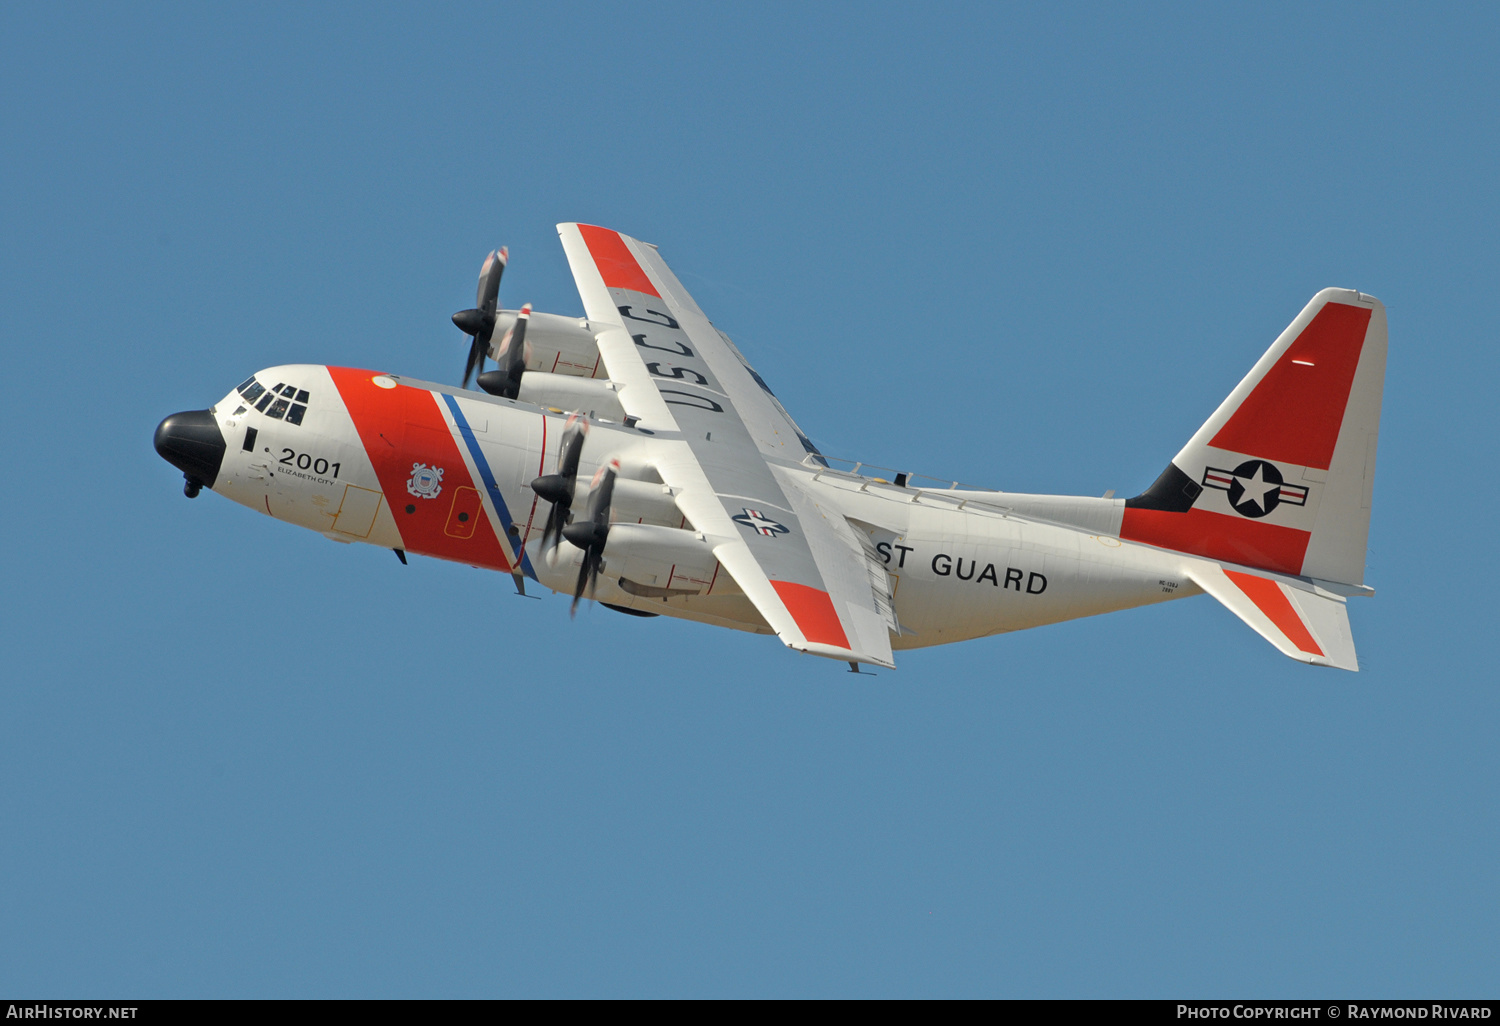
1123 288 1387 586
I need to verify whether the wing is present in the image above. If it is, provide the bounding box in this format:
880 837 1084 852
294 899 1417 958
556 223 894 668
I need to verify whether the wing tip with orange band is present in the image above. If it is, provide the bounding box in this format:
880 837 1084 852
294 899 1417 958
572 223 661 298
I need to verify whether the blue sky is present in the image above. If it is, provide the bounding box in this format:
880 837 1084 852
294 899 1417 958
2 2 1496 997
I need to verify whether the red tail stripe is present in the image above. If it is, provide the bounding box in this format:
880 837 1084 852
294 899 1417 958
1210 302 1371 470
1223 570 1324 656
1121 506 1309 576
576 224 660 297
770 581 850 649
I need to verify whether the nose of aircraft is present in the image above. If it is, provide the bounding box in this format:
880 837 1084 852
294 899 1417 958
154 410 226 497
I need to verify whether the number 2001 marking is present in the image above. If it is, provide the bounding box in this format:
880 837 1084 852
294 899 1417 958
280 448 340 477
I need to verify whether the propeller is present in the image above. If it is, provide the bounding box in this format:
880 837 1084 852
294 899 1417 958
561 459 618 615
530 413 589 550
476 303 531 399
453 247 507 388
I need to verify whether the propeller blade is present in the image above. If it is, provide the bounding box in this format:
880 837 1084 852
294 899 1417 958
477 247 507 312
502 303 531 397
480 303 532 399
569 530 608 615
557 413 587 481
588 461 617 526
456 248 507 388
570 548 596 615
531 413 591 551
563 459 617 615
565 520 608 613
463 333 487 388
540 500 569 552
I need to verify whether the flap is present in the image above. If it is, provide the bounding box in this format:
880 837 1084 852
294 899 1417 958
771 467 896 666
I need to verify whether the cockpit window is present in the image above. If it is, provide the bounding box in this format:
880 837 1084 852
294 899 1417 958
238 376 312 424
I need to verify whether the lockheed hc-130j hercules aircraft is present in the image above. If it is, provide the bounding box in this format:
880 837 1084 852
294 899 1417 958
155 224 1386 671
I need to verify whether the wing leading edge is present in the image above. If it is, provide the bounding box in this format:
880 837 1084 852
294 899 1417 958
556 222 894 668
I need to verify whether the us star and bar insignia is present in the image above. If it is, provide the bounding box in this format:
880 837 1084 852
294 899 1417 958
1201 459 1308 519
732 508 790 537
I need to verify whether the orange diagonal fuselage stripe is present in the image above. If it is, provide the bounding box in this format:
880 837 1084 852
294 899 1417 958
327 367 513 572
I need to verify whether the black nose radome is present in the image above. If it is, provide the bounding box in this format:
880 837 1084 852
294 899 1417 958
154 410 226 494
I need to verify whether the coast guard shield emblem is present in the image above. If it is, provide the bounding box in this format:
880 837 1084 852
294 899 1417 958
407 463 444 499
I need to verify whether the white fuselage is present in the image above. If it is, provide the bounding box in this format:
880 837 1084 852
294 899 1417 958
205 364 1198 649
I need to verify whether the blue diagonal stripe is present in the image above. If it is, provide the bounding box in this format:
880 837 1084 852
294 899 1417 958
441 393 538 580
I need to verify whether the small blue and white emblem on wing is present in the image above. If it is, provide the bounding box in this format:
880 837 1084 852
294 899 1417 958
732 507 789 538
407 463 444 499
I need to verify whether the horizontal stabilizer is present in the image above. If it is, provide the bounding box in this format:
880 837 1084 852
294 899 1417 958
1184 562 1359 671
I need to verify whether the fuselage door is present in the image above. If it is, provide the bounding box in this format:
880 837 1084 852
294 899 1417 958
331 484 383 538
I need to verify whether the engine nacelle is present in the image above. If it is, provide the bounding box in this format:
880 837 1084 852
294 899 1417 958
543 475 680 528
489 309 605 378
609 478 683 527
599 524 720 597
516 372 627 422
